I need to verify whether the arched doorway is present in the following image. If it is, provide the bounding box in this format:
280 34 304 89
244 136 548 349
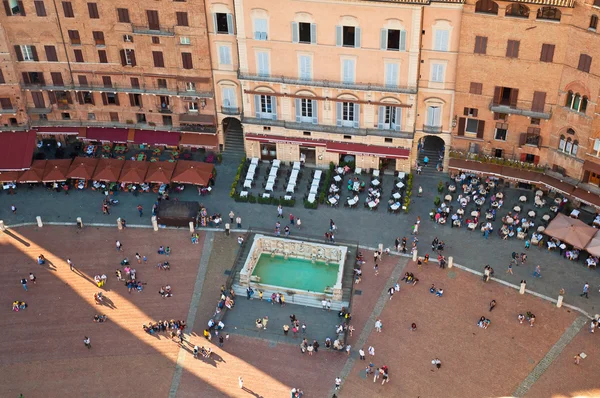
222 117 244 157
416 135 446 172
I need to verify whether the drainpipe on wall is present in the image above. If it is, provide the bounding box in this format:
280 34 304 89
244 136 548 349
201 0 220 150
51 0 74 86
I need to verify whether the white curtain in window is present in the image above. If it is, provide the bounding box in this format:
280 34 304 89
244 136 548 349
427 106 441 126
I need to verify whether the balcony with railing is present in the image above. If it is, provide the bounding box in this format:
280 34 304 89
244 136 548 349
27 107 52 114
242 115 413 139
238 71 417 94
0 107 17 114
157 104 173 114
21 82 213 98
28 118 216 134
520 133 542 148
489 101 552 120
423 124 443 134
221 106 241 115
131 25 175 37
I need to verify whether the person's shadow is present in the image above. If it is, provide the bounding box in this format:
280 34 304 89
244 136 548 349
101 296 117 309
241 387 263 397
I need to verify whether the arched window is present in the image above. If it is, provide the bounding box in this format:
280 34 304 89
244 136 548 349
567 128 576 135
565 91 573 107
573 94 581 111
537 7 561 21
572 140 579 155
475 0 499 15
581 96 588 113
591 15 598 31
505 4 530 18
559 134 566 151
565 137 573 154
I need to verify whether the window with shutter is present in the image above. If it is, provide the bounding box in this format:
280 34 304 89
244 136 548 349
299 55 312 80
384 62 398 88
470 82 483 95
51 72 63 86
92 31 104 46
540 43 555 62
130 77 140 88
117 8 130 23
214 13 232 34
434 29 449 51
257 51 270 77
506 40 520 58
62 1 73 17
218 45 231 66
426 106 441 127
254 18 268 40
222 87 236 108
147 10 160 30
74 49 84 63
474 36 487 54
342 59 355 84
430 63 445 83
457 117 466 136
87 2 99 19
531 91 546 112
78 75 88 86
181 52 193 69
34 1 46 16
153 51 164 67
297 22 314 44
176 12 189 26
31 92 45 108
68 30 80 45
102 76 112 88
578 54 592 73
98 50 107 63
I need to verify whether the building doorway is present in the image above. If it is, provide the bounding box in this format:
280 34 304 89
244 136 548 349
380 158 397 173
300 146 316 165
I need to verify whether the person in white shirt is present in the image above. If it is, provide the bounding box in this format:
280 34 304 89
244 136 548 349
375 319 382 332
358 348 365 360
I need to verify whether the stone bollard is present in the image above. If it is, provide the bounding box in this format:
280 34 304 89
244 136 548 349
151 216 158 232
189 221 194 233
519 280 526 295
557 294 564 308
36 216 43 227
0 220 5 231
448 256 454 268
76 217 83 229
412 250 418 262
117 218 123 230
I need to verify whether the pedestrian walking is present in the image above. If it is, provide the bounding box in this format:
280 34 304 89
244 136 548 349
581 282 590 298
116 240 122 251
375 319 382 332
137 205 143 217
368 346 375 356
84 336 91 349
374 263 379 276
229 211 235 224
301 323 306 334
277 205 283 218
219 335 224 347
289 213 295 225
506 263 513 275
236 216 242 228
359 348 365 360
11 204 16 214
345 344 351 356
574 353 581 365
116 269 123 281
225 223 231 236
533 265 542 278
20 278 27 291
335 377 341 390
432 358 441 369
238 376 244 389
275 221 281 236
296 218 301 229
67 258 74 271
388 286 394 300
284 225 290 236
136 253 141 264
410 323 417 331
29 273 36 284
489 300 496 311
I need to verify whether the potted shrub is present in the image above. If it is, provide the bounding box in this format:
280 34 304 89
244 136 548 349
437 181 444 193
434 196 441 206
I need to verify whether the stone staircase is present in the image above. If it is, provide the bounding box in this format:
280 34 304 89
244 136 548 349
417 148 444 177
223 127 245 160
229 233 356 311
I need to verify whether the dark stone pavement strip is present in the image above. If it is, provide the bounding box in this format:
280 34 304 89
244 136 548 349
513 315 588 397
333 257 409 396
169 231 214 398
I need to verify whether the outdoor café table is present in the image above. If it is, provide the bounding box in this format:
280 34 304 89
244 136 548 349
448 185 456 192
347 197 358 206
290 169 299 180
496 193 504 199
368 201 377 208
336 167 344 175
393 192 401 200
328 197 338 205
396 181 405 189
371 179 380 187
397 172 405 180
244 179 253 189
250 157 259 165
390 203 400 211
528 211 536 218
269 168 278 177
267 176 276 185
457 208 465 215
333 175 342 183
265 182 274 192
286 183 296 193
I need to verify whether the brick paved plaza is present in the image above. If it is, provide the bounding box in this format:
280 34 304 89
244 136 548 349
0 225 598 397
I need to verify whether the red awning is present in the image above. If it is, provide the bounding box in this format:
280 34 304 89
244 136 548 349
134 130 180 146
245 133 327 146
179 133 218 149
85 128 129 143
326 142 410 159
34 127 79 135
0 131 36 171
572 187 600 209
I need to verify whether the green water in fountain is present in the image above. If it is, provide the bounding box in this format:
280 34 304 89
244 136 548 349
252 254 338 292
